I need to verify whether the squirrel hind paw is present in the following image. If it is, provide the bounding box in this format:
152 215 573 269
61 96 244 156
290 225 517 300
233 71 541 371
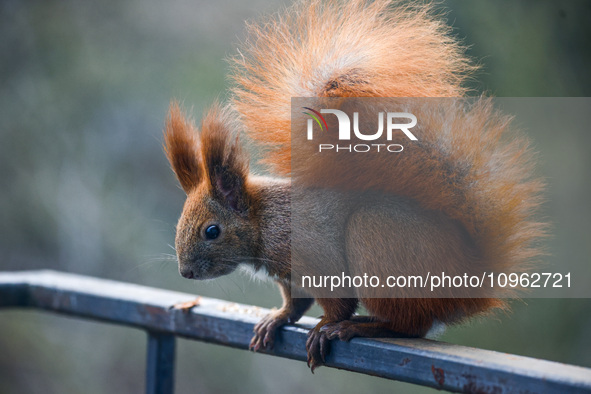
319 320 358 342
306 328 330 373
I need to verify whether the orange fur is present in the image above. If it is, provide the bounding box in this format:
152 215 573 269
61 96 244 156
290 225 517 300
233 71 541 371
164 101 203 193
164 102 253 212
231 0 477 174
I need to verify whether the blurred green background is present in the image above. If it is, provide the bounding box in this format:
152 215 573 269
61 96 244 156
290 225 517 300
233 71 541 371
1 0 590 393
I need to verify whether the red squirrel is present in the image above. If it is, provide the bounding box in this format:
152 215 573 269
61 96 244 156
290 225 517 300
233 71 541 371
164 0 546 371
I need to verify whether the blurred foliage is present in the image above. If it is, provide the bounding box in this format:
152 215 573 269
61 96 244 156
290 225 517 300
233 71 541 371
0 0 590 393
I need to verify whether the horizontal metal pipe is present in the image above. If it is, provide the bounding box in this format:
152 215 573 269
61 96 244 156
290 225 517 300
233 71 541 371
1 270 590 393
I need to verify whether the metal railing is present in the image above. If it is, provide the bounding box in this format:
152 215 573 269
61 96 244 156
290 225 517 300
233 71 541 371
1 270 590 394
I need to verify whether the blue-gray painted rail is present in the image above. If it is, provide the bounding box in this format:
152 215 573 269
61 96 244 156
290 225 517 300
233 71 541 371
0 270 590 393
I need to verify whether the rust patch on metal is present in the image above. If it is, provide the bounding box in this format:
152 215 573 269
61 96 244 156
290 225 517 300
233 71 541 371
398 358 411 366
431 365 445 386
144 304 164 315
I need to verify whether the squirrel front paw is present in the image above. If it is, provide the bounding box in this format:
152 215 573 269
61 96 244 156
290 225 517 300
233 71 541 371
250 309 288 352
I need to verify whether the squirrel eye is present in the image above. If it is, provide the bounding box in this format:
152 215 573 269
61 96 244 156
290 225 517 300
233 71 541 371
204 224 221 240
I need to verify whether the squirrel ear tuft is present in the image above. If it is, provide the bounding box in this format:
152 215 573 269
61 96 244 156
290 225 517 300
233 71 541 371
200 103 249 212
164 101 203 193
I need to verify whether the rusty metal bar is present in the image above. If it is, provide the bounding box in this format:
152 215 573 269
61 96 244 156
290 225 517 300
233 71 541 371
0 270 590 393
146 331 175 394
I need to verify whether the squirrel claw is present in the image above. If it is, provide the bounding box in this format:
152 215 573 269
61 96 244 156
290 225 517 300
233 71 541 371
310 364 317 374
320 321 356 341
250 310 288 352
306 327 330 372
249 336 261 352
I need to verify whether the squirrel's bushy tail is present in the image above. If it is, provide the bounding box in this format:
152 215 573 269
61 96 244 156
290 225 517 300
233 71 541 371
231 1 546 280
231 0 475 174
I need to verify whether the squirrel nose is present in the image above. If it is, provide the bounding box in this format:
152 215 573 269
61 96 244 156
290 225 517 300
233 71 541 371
180 266 195 279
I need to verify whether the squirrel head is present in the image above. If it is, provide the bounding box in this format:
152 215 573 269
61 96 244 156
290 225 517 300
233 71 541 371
164 101 258 280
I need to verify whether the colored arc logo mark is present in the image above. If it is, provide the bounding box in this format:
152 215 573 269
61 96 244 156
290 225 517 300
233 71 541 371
303 107 328 132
